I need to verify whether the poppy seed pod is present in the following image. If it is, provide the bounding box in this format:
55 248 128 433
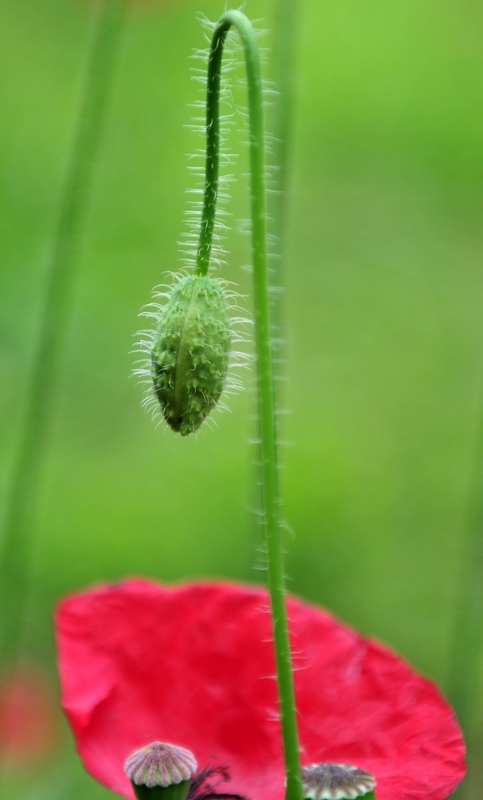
302 763 376 800
125 741 197 800
151 275 231 436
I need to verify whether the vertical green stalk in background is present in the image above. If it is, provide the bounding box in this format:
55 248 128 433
0 0 126 667
447 416 483 797
196 12 303 800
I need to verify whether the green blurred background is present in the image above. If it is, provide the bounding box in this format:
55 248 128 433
1 0 483 796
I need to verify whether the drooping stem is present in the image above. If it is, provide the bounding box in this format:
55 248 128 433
0 0 126 667
196 13 303 800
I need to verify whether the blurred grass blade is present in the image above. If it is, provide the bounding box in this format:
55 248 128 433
447 420 483 730
0 0 126 666
446 418 483 797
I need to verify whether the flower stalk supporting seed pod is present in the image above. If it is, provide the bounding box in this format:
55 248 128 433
194 12 303 800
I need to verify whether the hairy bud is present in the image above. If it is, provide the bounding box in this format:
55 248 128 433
151 275 231 436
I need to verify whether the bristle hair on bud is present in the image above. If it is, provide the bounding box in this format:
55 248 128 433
125 741 198 788
302 763 376 800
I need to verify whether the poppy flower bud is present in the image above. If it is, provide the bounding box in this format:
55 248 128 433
302 763 376 800
124 741 198 800
151 275 231 436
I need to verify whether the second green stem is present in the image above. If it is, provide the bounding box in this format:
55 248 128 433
0 0 125 667
196 13 303 800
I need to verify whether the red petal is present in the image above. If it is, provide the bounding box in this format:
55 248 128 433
55 580 465 800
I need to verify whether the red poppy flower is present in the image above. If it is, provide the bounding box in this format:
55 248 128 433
55 580 465 800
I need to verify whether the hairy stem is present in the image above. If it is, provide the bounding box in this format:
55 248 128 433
247 0 301 568
269 0 300 335
0 0 125 667
196 13 303 800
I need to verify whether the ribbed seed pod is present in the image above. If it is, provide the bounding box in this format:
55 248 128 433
124 741 197 800
151 275 231 436
302 763 376 800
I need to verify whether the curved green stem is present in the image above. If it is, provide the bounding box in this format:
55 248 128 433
197 13 303 800
0 0 125 667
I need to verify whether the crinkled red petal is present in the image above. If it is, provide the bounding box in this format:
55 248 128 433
55 580 465 800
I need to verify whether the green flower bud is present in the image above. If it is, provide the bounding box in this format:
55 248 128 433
151 274 231 436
